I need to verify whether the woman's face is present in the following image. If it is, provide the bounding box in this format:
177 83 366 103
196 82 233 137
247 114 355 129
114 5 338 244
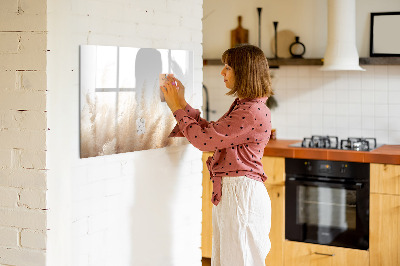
220 64 235 89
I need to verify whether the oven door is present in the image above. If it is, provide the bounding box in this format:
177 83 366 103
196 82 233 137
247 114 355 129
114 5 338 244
285 177 369 250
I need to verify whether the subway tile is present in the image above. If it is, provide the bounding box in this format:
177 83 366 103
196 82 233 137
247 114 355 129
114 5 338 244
297 101 312 114
311 127 324 136
374 65 388 77
336 103 349 116
388 117 400 131
323 87 336 103
362 116 375 130
388 104 400 117
348 116 362 129
336 115 349 129
388 65 400 76
388 91 400 104
374 130 389 144
362 65 375 74
311 102 324 113
349 128 362 137
336 90 349 103
388 131 400 144
348 70 362 80
348 90 362 103
361 75 374 91
287 113 300 127
311 87 323 101
335 72 349 90
274 66 287 77
286 77 299 89
361 104 375 116
374 90 388 104
297 89 313 103
336 128 349 140
298 77 310 89
323 115 336 129
298 67 311 78
323 76 336 91
311 114 324 128
310 77 324 89
388 75 400 91
322 70 335 78
374 77 388 91
361 90 375 104
375 104 389 117
374 117 389 130
348 74 362 90
361 129 375 138
348 103 362 116
285 66 298 77
273 76 287 90
310 67 324 77
323 103 336 115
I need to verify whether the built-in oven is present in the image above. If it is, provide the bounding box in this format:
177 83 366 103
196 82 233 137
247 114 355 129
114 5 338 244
285 158 370 250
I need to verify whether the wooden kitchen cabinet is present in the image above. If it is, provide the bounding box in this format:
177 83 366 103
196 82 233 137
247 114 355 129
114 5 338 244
370 163 400 195
261 156 285 186
262 156 285 266
284 241 369 266
370 193 400 266
264 184 285 266
202 152 213 258
370 163 400 266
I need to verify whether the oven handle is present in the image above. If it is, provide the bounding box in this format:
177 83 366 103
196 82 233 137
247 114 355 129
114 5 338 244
286 177 364 189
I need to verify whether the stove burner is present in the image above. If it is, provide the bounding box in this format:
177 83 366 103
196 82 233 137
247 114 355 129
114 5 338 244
340 137 377 151
295 136 378 151
301 135 339 149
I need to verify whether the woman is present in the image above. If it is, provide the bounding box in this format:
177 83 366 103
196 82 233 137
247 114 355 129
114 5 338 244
161 44 273 266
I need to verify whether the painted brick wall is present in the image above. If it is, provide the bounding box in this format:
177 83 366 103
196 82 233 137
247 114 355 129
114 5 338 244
0 0 48 265
46 0 203 266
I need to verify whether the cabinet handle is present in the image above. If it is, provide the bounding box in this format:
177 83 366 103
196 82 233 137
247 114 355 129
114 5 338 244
314 252 335 257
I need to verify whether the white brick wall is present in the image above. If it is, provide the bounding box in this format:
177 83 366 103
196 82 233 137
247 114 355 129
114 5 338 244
0 0 48 265
46 1 203 266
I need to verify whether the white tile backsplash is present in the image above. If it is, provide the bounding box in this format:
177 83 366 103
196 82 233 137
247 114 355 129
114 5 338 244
204 65 400 144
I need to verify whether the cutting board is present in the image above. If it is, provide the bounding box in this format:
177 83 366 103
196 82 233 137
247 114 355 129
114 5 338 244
231 16 249 48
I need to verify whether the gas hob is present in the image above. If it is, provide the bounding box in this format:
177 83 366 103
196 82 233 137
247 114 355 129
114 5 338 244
289 135 382 151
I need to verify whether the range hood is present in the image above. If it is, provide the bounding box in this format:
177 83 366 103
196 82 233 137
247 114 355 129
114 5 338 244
320 0 365 71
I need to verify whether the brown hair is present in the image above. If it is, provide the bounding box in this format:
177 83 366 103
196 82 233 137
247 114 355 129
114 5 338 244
221 44 273 99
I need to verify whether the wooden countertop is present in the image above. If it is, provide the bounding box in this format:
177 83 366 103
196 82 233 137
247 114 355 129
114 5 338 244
263 139 400 165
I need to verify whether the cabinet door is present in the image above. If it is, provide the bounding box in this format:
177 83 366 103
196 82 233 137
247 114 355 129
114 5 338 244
370 193 400 266
264 184 284 266
202 152 213 258
261 156 285 185
284 241 369 266
370 163 400 195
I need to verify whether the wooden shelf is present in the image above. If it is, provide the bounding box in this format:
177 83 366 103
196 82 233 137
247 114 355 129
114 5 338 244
203 57 400 67
268 58 322 67
203 58 323 67
359 57 400 65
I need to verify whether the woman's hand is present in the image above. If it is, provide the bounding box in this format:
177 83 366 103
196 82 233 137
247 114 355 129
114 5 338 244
173 77 187 108
161 79 184 113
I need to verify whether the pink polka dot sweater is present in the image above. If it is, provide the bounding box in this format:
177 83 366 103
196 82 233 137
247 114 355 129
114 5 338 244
169 97 272 206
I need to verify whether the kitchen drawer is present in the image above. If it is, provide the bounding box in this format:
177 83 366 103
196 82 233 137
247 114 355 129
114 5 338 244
370 163 400 196
284 241 369 266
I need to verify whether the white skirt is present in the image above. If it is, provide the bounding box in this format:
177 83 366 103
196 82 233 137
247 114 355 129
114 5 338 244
212 176 271 266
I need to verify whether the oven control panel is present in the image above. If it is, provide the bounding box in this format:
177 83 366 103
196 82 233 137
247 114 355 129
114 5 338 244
286 158 369 180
